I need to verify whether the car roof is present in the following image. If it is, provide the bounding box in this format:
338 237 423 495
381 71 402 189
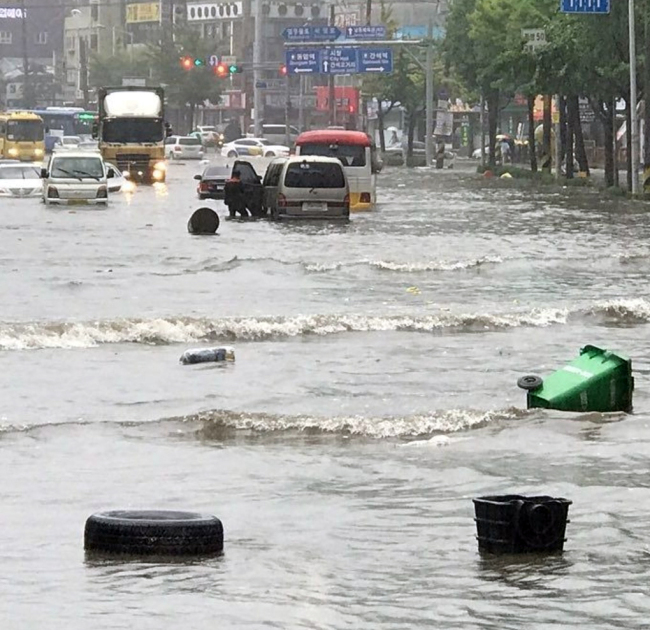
284 156 344 166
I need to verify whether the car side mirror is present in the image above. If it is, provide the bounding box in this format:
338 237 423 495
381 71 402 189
193 174 202 180
40 168 48 178
106 170 114 179
91 123 98 139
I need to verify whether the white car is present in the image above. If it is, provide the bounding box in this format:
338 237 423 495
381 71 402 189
0 162 42 197
42 151 111 206
104 162 126 193
221 137 290 159
54 136 83 151
164 135 205 160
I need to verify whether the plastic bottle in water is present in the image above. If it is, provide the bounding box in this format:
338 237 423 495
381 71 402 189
180 346 235 365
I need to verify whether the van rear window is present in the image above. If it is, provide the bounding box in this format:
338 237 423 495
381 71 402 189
284 162 345 188
180 137 201 145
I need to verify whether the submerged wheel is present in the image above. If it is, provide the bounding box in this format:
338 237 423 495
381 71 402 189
517 375 543 391
84 510 224 556
227 151 237 158
265 151 276 158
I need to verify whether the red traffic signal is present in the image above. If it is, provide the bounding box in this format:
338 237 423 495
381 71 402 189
279 64 287 76
180 56 193 70
214 63 228 78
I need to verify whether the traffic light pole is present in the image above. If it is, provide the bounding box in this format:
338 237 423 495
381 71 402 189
253 0 264 137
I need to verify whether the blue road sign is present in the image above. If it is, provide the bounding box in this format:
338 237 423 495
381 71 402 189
285 49 321 74
358 48 393 73
560 0 610 13
345 25 387 40
321 46 358 74
283 25 341 41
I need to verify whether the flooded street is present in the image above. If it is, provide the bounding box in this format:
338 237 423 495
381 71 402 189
2 156 650 628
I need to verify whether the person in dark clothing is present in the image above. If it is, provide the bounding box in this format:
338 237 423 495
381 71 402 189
224 170 249 218
223 119 243 143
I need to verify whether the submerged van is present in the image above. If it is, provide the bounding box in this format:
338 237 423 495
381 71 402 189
41 151 112 206
262 156 349 220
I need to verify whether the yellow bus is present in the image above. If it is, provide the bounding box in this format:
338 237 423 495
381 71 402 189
0 111 45 161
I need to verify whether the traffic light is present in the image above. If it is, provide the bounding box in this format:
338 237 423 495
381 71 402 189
180 56 193 70
194 57 204 67
228 63 242 74
279 64 287 77
214 63 228 78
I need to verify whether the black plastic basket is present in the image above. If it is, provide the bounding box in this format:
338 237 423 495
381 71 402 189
473 494 572 554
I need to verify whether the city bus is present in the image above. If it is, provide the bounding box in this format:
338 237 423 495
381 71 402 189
31 107 98 152
294 129 379 211
0 111 45 161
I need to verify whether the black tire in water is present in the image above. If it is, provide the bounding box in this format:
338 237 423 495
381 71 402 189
84 510 224 556
188 207 220 234
517 374 543 391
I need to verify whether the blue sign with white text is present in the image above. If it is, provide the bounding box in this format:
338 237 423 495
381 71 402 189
321 47 358 74
345 25 387 40
283 26 341 41
285 49 321 74
358 48 393 73
560 0 610 13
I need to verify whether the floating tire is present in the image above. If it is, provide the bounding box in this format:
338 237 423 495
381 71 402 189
517 374 543 391
188 207 219 234
84 510 224 557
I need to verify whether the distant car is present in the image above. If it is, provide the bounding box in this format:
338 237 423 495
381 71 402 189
193 164 232 200
55 136 83 151
221 137 290 159
78 140 100 152
247 123 299 147
104 162 126 193
195 125 224 147
164 135 205 160
0 162 42 197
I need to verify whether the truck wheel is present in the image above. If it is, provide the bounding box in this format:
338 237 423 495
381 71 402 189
84 510 224 556
517 375 543 391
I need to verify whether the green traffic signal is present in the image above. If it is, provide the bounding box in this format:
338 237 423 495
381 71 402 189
194 57 204 67
228 64 241 74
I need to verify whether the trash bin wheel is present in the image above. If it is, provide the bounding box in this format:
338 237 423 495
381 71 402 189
517 374 543 391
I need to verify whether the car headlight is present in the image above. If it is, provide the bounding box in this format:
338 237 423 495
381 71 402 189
154 161 167 171
152 169 164 181
8 148 18 156
34 149 43 156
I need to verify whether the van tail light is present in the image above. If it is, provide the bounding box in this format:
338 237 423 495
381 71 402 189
343 193 350 208
199 182 209 191
174 146 182 152
278 193 287 208
360 192 371 203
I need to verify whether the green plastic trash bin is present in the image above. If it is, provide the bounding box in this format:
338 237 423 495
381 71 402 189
517 345 634 413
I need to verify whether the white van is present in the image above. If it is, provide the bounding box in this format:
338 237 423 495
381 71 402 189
41 151 112 206
247 124 300 147
261 156 349 220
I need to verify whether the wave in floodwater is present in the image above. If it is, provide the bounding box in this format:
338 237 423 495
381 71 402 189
303 255 504 273
0 298 648 350
0 407 531 439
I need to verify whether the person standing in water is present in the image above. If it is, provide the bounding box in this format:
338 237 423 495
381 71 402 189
224 170 250 219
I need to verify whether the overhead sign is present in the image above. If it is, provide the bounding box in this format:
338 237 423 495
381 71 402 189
285 49 321 74
126 2 161 23
321 47 358 74
286 47 394 75
0 7 25 18
559 0 610 13
522 28 546 53
345 25 387 40
282 26 341 42
357 48 393 73
221 55 237 65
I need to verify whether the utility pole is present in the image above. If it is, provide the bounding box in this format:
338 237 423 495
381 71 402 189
555 94 562 178
644 2 650 193
629 0 639 195
20 0 30 107
365 0 371 25
425 20 434 167
298 75 305 131
328 4 336 127
480 93 485 167
285 73 291 146
79 36 89 109
253 0 263 136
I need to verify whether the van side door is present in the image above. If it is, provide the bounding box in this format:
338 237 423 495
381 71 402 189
233 159 263 216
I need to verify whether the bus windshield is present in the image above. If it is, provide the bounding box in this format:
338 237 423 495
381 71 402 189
102 118 164 143
7 120 44 142
298 142 366 167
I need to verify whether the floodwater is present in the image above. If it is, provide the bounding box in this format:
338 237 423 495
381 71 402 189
2 155 650 628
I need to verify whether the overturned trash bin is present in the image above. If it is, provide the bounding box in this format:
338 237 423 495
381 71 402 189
517 344 633 413
473 494 572 555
